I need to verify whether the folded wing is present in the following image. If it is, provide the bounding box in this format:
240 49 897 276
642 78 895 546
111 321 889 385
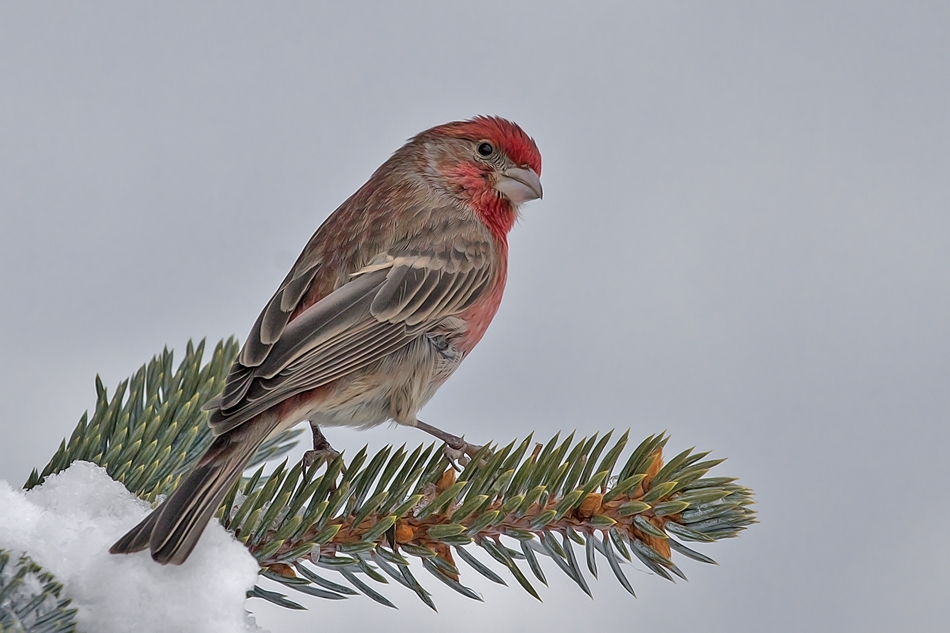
207 237 495 435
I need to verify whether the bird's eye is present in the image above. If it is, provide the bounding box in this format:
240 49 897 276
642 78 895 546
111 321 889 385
477 142 494 157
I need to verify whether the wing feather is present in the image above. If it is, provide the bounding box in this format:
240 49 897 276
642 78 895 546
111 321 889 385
208 233 497 436
241 262 322 366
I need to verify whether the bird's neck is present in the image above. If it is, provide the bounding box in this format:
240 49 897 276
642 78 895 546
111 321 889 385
471 193 518 245
442 163 518 244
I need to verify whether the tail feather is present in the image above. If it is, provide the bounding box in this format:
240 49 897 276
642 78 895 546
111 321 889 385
149 449 253 565
109 505 161 555
110 415 276 565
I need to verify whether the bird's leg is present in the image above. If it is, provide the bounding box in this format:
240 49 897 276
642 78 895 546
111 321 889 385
412 419 488 469
302 422 341 470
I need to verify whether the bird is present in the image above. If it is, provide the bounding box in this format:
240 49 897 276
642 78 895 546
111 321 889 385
109 116 543 565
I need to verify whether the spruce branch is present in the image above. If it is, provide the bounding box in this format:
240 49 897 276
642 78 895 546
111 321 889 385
0 550 78 633
26 339 757 611
239 431 755 609
25 338 242 496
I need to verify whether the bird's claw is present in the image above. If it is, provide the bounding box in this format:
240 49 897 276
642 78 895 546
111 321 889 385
443 439 491 470
303 424 344 473
302 447 345 495
302 446 342 470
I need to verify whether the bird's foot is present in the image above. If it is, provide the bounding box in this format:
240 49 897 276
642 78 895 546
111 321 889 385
412 419 490 470
302 424 343 471
443 438 491 470
302 446 342 470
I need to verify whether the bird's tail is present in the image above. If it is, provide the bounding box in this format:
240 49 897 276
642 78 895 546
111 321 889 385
110 414 276 565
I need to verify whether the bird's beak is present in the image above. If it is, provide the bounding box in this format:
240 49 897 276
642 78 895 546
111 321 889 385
494 167 543 204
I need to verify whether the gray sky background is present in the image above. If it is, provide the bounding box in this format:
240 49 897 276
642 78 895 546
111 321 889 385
2 2 948 631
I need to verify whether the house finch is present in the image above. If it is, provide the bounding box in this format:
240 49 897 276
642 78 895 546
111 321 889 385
110 116 542 564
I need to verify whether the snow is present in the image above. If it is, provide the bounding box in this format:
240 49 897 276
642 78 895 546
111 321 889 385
0 462 266 633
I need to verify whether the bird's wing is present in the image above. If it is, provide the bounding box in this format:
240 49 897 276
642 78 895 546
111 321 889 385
207 235 495 435
239 256 324 369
